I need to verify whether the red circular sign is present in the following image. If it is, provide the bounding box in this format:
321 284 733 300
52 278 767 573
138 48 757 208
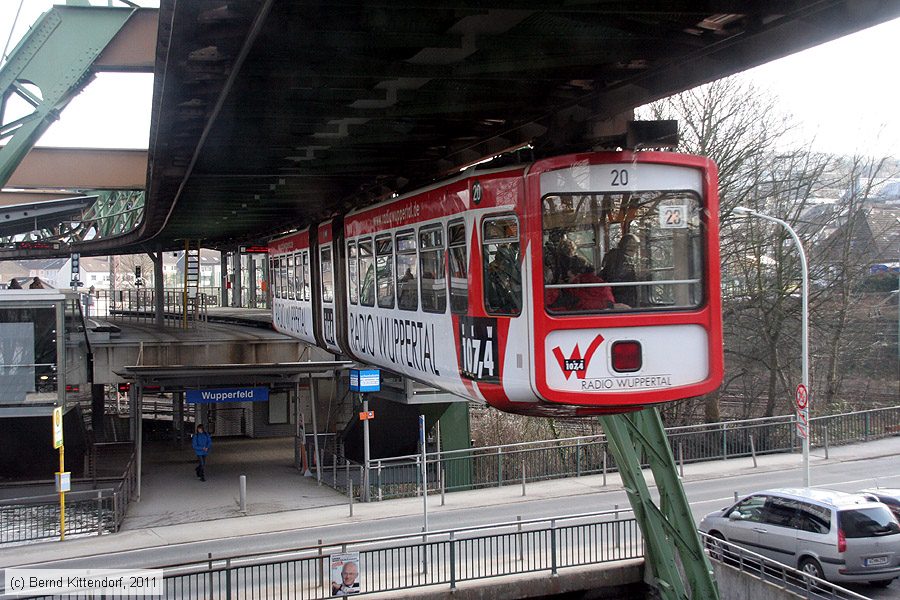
796 384 808 410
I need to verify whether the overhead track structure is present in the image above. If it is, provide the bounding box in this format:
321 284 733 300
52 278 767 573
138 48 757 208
88 0 900 256
2 2 899 259
0 4 155 253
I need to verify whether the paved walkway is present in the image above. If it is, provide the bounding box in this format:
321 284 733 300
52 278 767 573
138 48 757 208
2 435 899 568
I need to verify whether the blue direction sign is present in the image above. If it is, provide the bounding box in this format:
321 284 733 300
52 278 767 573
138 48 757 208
186 387 269 404
349 369 380 392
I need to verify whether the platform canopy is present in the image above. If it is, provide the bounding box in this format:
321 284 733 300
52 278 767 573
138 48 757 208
47 1 900 255
117 361 355 391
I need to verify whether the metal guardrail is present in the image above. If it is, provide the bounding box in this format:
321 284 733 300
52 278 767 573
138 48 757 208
83 289 211 327
344 406 900 502
156 509 643 599
0 451 136 545
700 532 871 600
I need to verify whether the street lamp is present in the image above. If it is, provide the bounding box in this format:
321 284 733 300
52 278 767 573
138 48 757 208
733 206 811 487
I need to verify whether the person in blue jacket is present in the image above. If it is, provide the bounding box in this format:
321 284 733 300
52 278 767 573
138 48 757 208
192 424 212 481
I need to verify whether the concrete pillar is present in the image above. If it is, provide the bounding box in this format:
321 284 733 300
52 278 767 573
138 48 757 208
173 391 184 446
249 254 257 308
91 384 106 440
232 248 243 308
220 250 229 307
152 251 164 328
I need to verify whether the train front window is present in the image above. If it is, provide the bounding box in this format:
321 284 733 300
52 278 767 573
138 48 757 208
542 192 703 313
482 216 521 316
376 235 395 308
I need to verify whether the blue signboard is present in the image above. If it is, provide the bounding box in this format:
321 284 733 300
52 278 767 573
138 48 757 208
186 387 269 404
349 369 380 392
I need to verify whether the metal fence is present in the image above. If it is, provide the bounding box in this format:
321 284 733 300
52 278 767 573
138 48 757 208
355 405 900 501
163 510 641 599
700 532 871 600
0 452 136 545
84 289 211 326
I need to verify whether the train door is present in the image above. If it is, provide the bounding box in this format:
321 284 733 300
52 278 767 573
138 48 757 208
317 220 342 354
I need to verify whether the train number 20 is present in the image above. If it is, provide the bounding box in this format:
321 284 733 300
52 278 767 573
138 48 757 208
610 169 629 186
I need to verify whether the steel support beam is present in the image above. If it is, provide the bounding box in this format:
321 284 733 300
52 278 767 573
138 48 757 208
0 7 139 187
600 409 718 600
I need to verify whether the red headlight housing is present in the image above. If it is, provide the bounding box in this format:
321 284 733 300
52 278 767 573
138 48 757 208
611 340 642 373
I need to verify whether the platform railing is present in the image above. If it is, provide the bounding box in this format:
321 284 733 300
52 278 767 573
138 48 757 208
0 448 136 545
154 508 642 598
360 405 900 501
700 532 870 600
84 288 212 327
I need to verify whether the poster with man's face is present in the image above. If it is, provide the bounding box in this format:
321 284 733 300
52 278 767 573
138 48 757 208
330 552 360 596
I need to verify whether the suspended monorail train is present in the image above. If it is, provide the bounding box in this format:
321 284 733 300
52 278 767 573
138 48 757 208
269 151 723 416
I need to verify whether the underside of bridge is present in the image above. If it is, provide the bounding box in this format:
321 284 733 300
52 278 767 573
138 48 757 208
10 1 900 258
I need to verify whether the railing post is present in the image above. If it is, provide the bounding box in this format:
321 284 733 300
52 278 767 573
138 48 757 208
317 539 325 591
824 426 829 460
497 447 503 487
678 442 684 478
441 465 446 506
349 478 354 517
517 515 523 563
207 553 213 597
575 439 581 476
449 531 456 590
113 492 119 532
377 460 383 502
96 491 103 536
721 422 727 460
602 446 607 487
521 461 526 497
865 412 871 441
614 504 620 549
550 519 558 576
225 558 231 600
749 434 757 468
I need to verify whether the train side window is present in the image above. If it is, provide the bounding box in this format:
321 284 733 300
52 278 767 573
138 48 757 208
358 238 375 307
376 235 395 308
482 216 521 315
278 256 288 300
320 246 334 303
293 254 303 301
420 226 446 313
347 242 358 305
302 251 311 301
448 220 468 314
285 255 293 300
271 257 281 299
396 231 418 311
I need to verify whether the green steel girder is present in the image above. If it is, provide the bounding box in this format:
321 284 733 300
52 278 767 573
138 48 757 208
0 5 136 187
0 190 144 247
600 409 719 600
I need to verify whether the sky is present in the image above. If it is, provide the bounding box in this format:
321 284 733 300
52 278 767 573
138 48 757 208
1 2 898 157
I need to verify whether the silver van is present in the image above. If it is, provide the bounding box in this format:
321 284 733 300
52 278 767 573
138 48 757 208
699 488 900 587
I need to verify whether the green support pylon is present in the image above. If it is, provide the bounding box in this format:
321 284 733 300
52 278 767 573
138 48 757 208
0 5 136 186
600 408 719 600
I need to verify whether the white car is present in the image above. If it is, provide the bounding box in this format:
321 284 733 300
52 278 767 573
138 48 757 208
699 488 900 587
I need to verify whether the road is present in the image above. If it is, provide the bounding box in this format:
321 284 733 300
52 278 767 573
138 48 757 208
6 453 900 598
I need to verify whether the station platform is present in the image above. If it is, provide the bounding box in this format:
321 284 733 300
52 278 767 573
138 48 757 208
2 435 899 571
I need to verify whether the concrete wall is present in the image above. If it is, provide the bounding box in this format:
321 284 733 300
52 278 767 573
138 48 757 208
712 562 804 600
365 559 646 600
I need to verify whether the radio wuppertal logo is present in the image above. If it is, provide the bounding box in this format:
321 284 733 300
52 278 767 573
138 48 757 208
552 334 604 380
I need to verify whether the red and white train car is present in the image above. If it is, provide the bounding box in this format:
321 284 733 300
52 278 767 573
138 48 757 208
270 151 724 416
